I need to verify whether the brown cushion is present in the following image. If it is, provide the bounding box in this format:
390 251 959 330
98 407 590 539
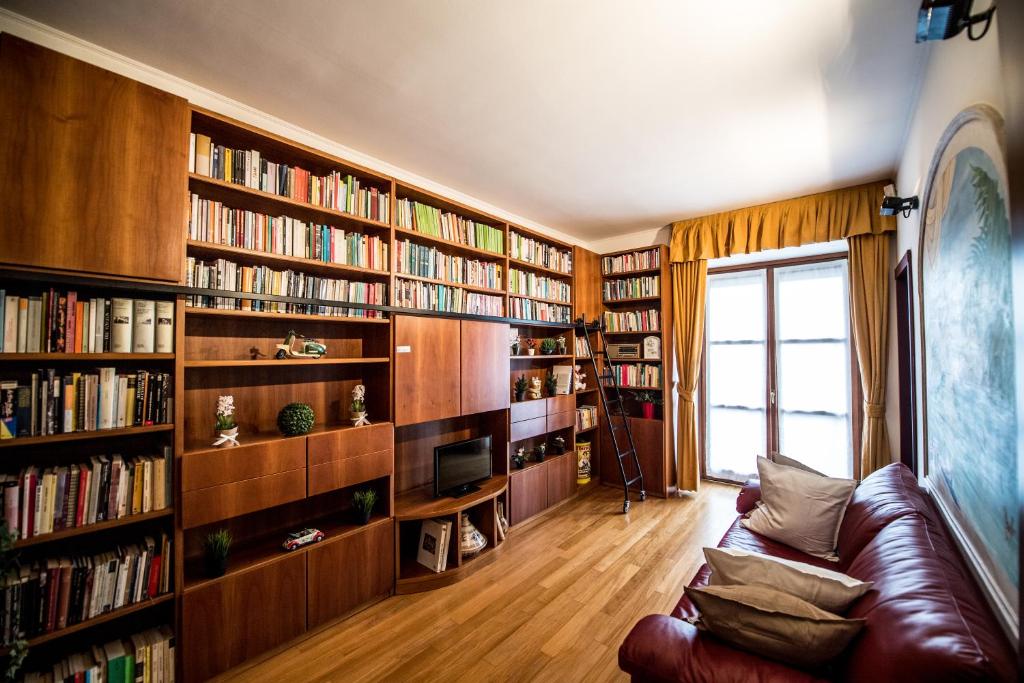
704 546 873 613
742 456 856 560
685 584 866 669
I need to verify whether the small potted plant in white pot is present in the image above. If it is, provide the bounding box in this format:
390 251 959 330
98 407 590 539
213 395 239 447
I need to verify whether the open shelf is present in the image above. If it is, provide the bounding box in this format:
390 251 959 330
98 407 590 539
14 508 174 550
394 475 507 521
603 296 663 304
601 267 661 277
604 329 661 335
14 593 175 650
603 384 663 391
575 424 598 435
0 353 175 362
0 424 174 449
183 422 374 456
184 357 389 368
507 257 572 279
186 240 391 280
510 354 574 361
184 306 389 324
509 292 573 306
394 271 505 296
393 226 505 261
395 542 501 595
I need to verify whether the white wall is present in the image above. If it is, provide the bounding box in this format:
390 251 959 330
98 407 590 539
886 18 1005 470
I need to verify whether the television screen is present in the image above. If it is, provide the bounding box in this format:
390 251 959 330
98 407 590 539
434 436 492 497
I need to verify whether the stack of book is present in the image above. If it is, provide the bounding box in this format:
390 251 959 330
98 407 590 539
576 405 599 431
416 518 453 573
185 256 387 318
190 133 389 222
1 449 171 539
508 269 571 303
601 248 660 274
508 297 571 324
393 280 503 317
574 336 590 358
508 231 572 273
0 292 174 354
604 309 660 333
395 200 504 254
607 364 661 389
603 276 660 301
188 195 389 271
0 370 172 440
395 241 503 290
20 625 175 683
0 533 171 641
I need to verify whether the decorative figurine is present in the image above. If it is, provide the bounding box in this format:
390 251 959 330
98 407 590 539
556 335 567 355
535 443 547 462
275 330 327 359
514 375 528 402
459 512 488 558
552 436 566 455
526 338 536 356
351 384 370 426
526 376 543 400
513 447 526 469
213 395 239 447
510 329 521 356
573 365 587 392
282 527 325 552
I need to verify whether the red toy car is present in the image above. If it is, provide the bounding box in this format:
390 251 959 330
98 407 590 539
282 527 325 551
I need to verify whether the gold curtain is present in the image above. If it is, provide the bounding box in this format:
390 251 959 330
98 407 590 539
672 260 707 492
848 233 893 475
670 181 895 264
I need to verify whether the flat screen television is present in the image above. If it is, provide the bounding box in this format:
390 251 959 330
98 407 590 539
434 435 492 498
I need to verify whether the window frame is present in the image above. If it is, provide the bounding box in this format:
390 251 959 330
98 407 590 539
699 252 863 483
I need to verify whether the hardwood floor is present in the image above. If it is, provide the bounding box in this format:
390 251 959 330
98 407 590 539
215 481 739 682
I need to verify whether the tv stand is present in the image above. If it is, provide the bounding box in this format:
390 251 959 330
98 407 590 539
444 483 482 498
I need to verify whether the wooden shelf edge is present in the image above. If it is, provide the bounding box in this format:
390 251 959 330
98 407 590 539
601 267 662 278
509 292 573 306
507 257 572 279
13 508 174 549
394 475 507 521
184 357 390 368
184 421 392 456
510 354 574 361
184 307 389 324
0 424 174 448
186 240 391 279
395 542 504 594
602 296 663 304
394 272 504 296
12 594 175 650
0 353 175 361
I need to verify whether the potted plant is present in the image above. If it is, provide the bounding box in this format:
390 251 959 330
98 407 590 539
551 436 566 454
278 402 315 436
514 375 528 402
632 391 663 419
545 370 558 397
351 384 369 426
526 338 536 356
213 395 239 447
204 528 232 578
513 447 526 469
510 330 521 356
353 488 378 525
535 443 547 462
540 338 557 355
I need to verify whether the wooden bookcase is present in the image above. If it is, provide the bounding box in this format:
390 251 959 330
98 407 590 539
597 245 675 497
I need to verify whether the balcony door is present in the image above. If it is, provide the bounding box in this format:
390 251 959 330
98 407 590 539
702 256 859 482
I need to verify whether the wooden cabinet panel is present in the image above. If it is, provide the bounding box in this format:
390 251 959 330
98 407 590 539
510 399 546 423
0 35 189 282
307 423 394 465
600 415 637 486
182 554 307 682
460 321 510 416
182 438 306 491
183 468 306 528
307 521 394 628
630 417 666 496
545 395 575 415
546 410 575 433
308 449 393 497
510 416 546 443
509 465 547 526
546 454 574 507
394 316 461 426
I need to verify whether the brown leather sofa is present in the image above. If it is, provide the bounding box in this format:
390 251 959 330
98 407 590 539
618 464 1017 682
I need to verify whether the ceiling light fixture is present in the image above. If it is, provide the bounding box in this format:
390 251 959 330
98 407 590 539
916 0 997 42
881 184 919 218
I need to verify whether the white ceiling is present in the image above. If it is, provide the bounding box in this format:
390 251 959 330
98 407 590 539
0 0 927 242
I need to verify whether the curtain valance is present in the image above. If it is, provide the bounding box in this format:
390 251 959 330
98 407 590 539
669 181 896 263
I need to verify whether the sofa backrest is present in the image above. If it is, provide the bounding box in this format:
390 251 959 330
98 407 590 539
835 464 919 566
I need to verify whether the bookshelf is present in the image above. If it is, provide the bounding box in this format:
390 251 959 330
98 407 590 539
598 246 674 497
507 225 574 326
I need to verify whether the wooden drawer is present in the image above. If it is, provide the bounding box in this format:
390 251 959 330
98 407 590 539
308 448 393 497
308 521 394 628
182 438 306 491
510 415 546 442
307 423 394 466
510 399 546 423
183 468 306 528
546 410 575 433
546 395 575 415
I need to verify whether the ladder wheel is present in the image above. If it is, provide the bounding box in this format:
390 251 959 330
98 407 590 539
639 490 647 501
623 500 631 514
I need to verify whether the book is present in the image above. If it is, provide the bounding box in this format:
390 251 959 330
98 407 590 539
132 300 155 353
110 298 134 353
2 296 17 352
155 301 174 353
26 297 41 352
16 298 27 352
0 381 16 439
552 365 573 395
416 518 450 573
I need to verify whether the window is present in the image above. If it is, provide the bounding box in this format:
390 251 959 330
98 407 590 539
702 256 858 482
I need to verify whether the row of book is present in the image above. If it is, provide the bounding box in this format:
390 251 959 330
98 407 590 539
606 364 662 389
1 450 171 540
0 292 173 355
604 309 661 333
508 297 572 324
188 194 389 271
508 269 571 303
185 257 387 318
0 533 172 642
574 336 590 358
576 405 599 431
20 626 175 683
0 370 172 440
396 199 504 255
508 231 572 274
601 248 660 274
393 279 503 317
603 276 660 301
189 133 389 222
395 240 503 290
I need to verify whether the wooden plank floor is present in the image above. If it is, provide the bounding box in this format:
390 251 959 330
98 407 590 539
215 481 738 683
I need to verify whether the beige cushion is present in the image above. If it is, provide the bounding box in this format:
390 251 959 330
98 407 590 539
685 584 865 668
742 456 856 560
773 453 824 476
704 546 873 613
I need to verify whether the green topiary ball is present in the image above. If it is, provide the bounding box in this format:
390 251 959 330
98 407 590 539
277 402 315 436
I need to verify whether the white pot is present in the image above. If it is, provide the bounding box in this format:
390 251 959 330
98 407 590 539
214 426 239 448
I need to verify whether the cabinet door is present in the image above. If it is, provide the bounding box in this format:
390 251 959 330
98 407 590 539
509 464 548 526
308 521 394 628
600 414 638 486
546 454 575 507
629 417 666 496
461 321 510 416
0 35 189 282
182 554 307 682
394 316 461 426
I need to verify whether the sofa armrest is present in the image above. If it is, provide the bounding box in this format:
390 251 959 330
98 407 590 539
619 615 825 683
736 479 761 514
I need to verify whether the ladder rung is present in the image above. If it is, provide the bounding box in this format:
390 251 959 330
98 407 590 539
617 450 634 459
625 475 642 486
